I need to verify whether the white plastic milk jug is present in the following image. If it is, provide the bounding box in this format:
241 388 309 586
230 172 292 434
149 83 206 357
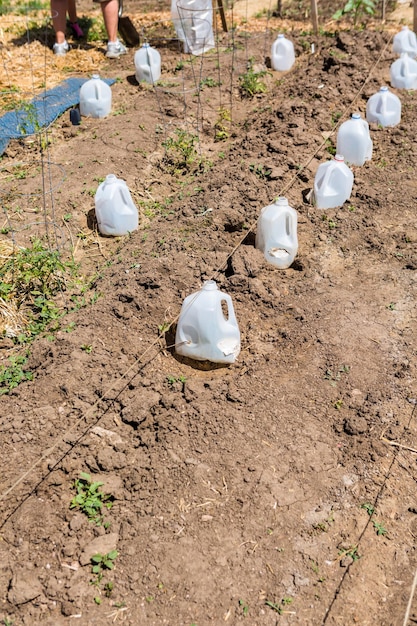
390 53 417 90
255 197 298 269
313 155 354 210
392 26 417 58
366 86 401 127
175 280 241 364
94 174 138 236
271 33 295 71
174 0 215 56
336 113 373 166
79 75 112 118
134 43 161 84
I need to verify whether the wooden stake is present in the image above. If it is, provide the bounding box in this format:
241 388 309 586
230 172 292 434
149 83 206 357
311 0 319 35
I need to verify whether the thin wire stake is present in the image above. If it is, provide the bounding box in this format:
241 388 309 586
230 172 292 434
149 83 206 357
402 567 417 626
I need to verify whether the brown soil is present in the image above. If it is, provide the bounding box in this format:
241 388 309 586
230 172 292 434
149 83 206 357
1 1 417 625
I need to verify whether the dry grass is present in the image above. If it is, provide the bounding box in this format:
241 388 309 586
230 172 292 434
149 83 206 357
0 239 27 338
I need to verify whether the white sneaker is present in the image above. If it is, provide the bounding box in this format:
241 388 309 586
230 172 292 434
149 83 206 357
106 40 127 59
53 41 69 56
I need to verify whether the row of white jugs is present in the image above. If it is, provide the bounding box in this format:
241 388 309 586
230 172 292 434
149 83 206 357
89 27 413 363
79 26 415 117
180 27 416 364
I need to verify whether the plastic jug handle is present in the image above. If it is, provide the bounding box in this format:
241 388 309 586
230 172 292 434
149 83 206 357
318 162 334 192
220 296 237 325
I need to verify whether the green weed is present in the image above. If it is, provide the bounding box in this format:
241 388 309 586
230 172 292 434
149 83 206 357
0 239 77 344
239 599 249 616
239 58 269 97
332 0 376 24
338 545 360 561
70 472 113 525
265 597 293 615
162 129 204 174
361 503 388 536
91 550 118 578
199 76 220 89
214 107 231 142
249 163 272 179
324 364 350 386
0 354 33 395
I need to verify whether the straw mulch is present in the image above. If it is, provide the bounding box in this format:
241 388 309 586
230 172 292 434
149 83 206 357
0 239 26 338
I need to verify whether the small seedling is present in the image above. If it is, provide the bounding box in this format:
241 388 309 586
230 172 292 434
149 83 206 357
167 375 186 386
373 521 387 536
361 503 387 536
199 76 220 89
238 599 249 616
158 321 170 335
265 597 293 615
70 472 113 525
361 502 375 516
249 163 272 179
338 545 360 561
324 364 350 386
81 344 93 353
91 551 118 577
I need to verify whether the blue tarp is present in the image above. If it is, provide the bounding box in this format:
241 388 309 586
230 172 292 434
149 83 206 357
0 76 115 155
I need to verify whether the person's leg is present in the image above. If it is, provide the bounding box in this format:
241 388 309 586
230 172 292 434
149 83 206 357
67 0 84 38
51 0 67 44
100 0 127 58
100 0 118 42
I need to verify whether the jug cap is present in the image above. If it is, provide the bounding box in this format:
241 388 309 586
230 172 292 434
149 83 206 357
202 280 218 291
380 85 389 91
92 74 100 79
105 174 118 183
351 112 361 119
277 33 285 38
275 196 289 205
142 42 150 47
334 154 344 161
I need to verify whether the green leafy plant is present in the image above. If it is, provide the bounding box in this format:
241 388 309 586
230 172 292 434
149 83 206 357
199 76 220 89
0 239 77 344
167 375 186 387
249 163 272 179
91 550 118 578
239 58 269 97
338 545 360 561
0 354 33 395
325 138 336 156
332 0 376 24
162 129 205 174
70 472 113 525
361 503 387 536
214 107 231 142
